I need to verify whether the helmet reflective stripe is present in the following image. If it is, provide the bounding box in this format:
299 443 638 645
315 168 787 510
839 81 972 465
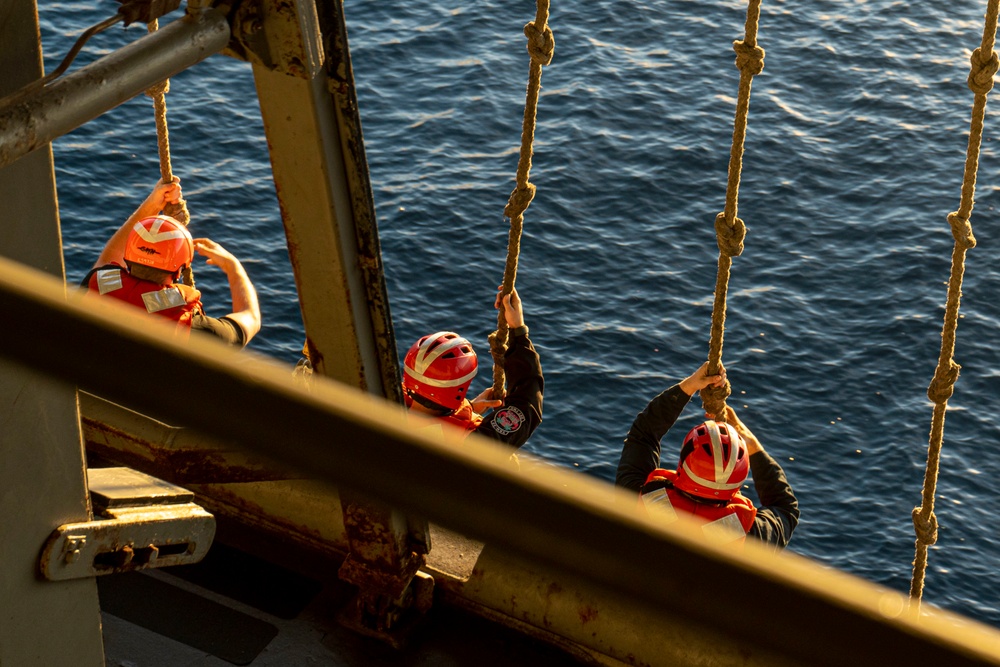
404 332 477 387
95 269 123 295
681 421 743 491
132 219 189 243
142 287 186 313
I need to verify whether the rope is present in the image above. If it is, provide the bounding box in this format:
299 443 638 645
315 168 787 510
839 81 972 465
145 18 194 287
488 0 554 397
699 0 765 419
909 0 999 610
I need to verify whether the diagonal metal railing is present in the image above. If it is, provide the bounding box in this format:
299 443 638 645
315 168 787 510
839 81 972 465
2 255 1000 667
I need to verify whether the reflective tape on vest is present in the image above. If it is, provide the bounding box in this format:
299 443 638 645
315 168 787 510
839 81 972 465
95 269 124 295
701 512 746 544
641 487 679 523
141 286 187 314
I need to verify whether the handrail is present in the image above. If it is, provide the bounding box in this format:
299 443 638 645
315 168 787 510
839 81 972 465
1 255 1000 667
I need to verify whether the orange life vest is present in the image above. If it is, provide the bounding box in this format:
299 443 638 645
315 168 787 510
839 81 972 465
439 399 484 434
639 468 757 545
87 267 203 335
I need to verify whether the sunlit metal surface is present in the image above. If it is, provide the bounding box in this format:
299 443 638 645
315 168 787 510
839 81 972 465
40 467 214 582
0 7 229 170
3 256 1000 667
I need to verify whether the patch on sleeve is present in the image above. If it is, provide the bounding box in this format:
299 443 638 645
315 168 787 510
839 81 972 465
490 405 526 436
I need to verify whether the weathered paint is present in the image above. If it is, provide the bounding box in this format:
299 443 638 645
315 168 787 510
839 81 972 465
81 393 300 485
0 3 105 663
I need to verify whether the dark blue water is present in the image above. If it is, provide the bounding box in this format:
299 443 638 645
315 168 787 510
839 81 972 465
42 0 1000 628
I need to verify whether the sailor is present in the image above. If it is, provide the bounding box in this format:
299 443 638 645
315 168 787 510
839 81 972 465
402 287 543 450
81 178 261 347
615 363 798 548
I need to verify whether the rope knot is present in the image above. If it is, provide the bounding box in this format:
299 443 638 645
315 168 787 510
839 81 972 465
145 79 170 98
733 40 765 76
505 182 537 219
967 47 999 95
163 199 190 226
927 360 961 404
911 507 939 546
714 212 747 257
700 383 731 420
524 21 555 66
946 211 977 249
488 329 507 358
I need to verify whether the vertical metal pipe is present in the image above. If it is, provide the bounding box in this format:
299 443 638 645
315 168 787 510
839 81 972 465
0 8 230 170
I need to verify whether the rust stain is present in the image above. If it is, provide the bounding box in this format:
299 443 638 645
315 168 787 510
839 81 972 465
578 605 598 624
83 419 298 485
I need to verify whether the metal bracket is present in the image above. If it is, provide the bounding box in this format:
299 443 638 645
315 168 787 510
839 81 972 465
227 0 323 78
39 467 215 581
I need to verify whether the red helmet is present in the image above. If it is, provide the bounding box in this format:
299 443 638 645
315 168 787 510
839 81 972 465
403 331 478 411
124 215 193 273
675 420 749 500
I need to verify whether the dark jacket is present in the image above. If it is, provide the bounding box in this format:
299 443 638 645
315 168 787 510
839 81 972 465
616 383 798 548
475 331 543 450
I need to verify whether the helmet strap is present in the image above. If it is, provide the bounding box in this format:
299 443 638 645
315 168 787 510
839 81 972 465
406 389 454 416
676 487 729 507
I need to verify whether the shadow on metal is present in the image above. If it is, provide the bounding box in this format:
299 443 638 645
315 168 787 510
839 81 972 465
4 257 1000 666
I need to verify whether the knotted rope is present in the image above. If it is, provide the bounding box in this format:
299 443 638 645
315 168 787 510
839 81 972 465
909 0 998 610
700 0 765 419
489 0 554 396
145 18 194 287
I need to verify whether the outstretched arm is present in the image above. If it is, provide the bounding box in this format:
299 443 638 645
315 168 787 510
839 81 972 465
94 179 181 269
616 362 726 492
192 238 261 344
473 287 529 414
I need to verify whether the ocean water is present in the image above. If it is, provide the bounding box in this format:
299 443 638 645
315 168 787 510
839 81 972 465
40 0 1000 629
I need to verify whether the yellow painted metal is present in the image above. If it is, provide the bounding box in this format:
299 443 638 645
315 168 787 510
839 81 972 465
0 3 104 663
3 258 1000 667
434 543 804 667
241 0 427 633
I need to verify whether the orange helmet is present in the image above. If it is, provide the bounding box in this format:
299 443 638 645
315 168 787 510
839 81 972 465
124 215 193 273
675 420 749 500
402 331 478 411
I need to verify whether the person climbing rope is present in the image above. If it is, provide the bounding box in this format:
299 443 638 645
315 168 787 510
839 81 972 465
615 363 797 548
403 287 542 451
81 178 261 347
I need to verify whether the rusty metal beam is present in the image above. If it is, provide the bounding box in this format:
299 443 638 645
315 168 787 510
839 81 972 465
80 392 300 485
246 3 398 395
240 0 424 638
3 257 1000 667
0 6 229 170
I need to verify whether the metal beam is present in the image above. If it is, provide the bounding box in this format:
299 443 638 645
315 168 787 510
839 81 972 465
244 0 423 636
246 2 400 399
0 7 230 170
0 2 104 662
2 257 1000 667
80 392 301 485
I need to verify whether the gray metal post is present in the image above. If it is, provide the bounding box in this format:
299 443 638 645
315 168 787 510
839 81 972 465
0 1 104 664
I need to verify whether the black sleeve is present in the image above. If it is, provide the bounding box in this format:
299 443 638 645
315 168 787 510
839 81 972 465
474 332 543 450
747 450 799 548
615 384 691 493
190 312 247 348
